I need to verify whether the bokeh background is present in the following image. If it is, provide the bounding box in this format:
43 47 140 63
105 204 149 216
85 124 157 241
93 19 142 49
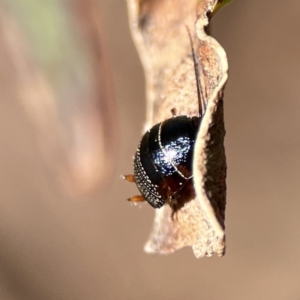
0 0 300 299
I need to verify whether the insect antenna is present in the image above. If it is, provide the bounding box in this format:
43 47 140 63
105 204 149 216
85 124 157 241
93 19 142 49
185 26 206 117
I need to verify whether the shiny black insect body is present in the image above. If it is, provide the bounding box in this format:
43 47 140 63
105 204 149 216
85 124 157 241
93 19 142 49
123 27 205 217
133 115 200 213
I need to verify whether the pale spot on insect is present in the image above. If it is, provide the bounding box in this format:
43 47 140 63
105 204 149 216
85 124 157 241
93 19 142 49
163 148 178 162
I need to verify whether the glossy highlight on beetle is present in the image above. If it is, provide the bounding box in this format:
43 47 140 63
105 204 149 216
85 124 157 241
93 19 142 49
123 27 205 218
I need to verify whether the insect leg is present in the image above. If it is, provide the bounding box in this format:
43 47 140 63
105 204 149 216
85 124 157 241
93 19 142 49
171 108 177 117
122 174 135 183
127 195 146 203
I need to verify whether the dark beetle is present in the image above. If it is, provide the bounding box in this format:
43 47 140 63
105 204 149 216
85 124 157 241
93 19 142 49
123 28 205 218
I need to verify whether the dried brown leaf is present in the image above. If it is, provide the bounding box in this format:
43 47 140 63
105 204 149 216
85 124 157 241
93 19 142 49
127 0 228 257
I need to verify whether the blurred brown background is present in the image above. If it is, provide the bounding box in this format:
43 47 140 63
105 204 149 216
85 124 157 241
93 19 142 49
0 0 300 299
